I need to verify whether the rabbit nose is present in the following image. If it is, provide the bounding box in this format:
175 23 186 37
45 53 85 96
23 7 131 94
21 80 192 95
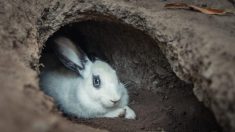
111 99 120 104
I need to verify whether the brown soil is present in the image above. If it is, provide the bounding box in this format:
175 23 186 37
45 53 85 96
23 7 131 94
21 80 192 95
1 0 235 132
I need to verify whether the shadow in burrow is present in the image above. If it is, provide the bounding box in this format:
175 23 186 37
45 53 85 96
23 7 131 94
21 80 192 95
39 20 221 132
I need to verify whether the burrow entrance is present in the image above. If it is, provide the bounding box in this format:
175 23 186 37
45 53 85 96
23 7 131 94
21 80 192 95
39 20 221 132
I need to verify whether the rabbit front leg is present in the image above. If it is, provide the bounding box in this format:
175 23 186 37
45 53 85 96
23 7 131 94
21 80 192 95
103 107 136 119
124 106 136 119
103 108 126 118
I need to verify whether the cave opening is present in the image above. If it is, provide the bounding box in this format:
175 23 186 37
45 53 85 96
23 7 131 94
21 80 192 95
39 20 221 132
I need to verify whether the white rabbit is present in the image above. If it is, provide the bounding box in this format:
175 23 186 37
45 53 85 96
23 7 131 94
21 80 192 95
40 37 136 119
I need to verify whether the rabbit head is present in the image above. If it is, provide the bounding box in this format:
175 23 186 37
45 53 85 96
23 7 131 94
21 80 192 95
54 37 124 108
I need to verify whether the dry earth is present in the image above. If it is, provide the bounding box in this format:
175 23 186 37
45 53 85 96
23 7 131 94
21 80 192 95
0 0 235 132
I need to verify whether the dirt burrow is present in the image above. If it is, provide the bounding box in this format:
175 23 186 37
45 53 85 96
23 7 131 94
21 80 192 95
40 21 221 132
1 0 235 132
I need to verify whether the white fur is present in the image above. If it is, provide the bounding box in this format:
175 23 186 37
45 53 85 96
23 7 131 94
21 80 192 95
40 37 136 119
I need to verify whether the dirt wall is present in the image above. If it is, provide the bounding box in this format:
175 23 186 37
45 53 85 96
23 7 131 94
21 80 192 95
0 0 235 131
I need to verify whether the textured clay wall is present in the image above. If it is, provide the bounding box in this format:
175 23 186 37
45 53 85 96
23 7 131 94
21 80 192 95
0 0 235 131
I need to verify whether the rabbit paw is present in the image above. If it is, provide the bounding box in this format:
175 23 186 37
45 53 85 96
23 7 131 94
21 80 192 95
104 108 125 118
124 106 136 119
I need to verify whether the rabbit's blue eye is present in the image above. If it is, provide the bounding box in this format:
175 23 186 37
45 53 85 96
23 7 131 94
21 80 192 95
92 75 101 89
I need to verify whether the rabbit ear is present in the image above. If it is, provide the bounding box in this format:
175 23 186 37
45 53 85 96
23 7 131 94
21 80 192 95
53 37 89 76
